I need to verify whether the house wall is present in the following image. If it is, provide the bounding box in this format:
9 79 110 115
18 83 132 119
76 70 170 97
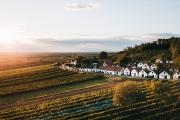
173 73 180 80
159 71 171 79
123 68 130 76
150 64 157 70
142 64 150 70
139 70 148 77
131 69 138 77
148 71 158 78
137 63 144 68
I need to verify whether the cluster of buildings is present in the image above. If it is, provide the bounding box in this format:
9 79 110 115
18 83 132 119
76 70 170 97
60 60 180 80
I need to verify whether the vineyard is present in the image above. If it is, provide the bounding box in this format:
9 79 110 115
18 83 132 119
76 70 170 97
0 80 179 120
0 64 103 96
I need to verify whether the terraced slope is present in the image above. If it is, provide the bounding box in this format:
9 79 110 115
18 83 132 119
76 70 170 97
0 80 179 120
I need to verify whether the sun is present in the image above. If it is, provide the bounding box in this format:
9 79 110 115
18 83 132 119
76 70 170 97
0 30 18 44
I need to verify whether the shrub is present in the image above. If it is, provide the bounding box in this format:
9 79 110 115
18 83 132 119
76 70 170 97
113 81 146 106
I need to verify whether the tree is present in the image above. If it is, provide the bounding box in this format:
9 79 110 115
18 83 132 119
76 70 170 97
99 51 108 59
113 81 146 106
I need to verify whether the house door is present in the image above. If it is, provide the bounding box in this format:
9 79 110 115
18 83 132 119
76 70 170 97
142 74 144 77
164 75 167 79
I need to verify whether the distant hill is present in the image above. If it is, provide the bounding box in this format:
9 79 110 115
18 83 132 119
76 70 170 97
112 37 180 66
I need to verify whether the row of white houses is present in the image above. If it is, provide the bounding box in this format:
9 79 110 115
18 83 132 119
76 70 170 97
60 61 180 80
79 66 180 80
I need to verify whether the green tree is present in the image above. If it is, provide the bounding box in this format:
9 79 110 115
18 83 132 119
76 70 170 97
99 51 108 60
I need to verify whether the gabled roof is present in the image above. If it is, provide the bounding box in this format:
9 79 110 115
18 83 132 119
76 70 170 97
114 66 124 72
148 70 158 75
139 69 150 73
159 70 173 76
132 68 142 72
65 63 74 67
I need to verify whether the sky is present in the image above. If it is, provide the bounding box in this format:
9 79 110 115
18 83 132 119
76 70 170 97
0 0 180 52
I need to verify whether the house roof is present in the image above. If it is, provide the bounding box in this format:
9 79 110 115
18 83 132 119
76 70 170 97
65 64 74 67
159 70 173 76
132 68 142 72
99 66 123 72
114 66 124 72
139 69 150 73
125 67 133 71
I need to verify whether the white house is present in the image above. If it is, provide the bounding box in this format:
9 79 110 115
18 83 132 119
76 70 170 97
173 72 180 80
61 63 74 71
156 58 163 63
137 62 144 68
131 68 140 77
148 70 158 78
159 71 171 80
99 66 116 75
142 63 150 70
103 62 107 66
138 69 148 78
166 60 174 64
114 67 124 76
70 60 77 65
123 67 131 76
150 64 157 70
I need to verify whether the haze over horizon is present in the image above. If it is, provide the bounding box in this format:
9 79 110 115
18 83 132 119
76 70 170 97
0 0 180 52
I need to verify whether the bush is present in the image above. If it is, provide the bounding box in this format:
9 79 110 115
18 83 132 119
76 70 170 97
113 81 146 106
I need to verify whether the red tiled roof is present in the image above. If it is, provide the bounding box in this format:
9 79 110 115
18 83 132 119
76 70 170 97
99 66 123 72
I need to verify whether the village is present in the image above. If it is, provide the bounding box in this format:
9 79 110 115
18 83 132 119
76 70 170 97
60 58 180 80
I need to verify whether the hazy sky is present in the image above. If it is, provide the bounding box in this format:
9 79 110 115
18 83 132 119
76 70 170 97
0 0 179 52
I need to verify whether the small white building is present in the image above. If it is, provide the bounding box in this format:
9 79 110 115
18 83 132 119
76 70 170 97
159 71 171 80
138 69 148 78
103 62 107 66
98 66 116 75
123 67 131 76
137 62 144 68
70 60 77 65
150 64 157 70
148 70 158 78
131 68 140 77
156 58 163 63
142 63 150 70
166 60 174 64
173 72 180 80
114 67 124 76
61 63 74 71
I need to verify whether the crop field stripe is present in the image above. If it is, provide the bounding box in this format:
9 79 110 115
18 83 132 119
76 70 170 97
0 80 179 120
0 64 54 78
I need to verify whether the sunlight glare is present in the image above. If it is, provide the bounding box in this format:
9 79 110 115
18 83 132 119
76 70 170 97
0 30 18 44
